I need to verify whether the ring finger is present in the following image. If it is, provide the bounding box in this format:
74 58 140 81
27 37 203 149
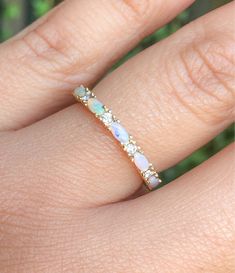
2 2 234 208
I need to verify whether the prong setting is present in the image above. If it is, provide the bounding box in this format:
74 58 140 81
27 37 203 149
73 85 162 190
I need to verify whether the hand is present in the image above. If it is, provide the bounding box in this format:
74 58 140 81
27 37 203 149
0 1 234 272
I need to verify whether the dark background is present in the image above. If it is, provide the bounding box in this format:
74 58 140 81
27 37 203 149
0 0 234 184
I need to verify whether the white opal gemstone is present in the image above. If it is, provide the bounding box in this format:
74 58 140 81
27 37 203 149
134 152 149 171
74 86 86 97
148 175 160 188
126 143 137 155
111 122 129 144
88 98 105 116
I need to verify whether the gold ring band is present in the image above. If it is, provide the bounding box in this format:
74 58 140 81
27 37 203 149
73 85 162 191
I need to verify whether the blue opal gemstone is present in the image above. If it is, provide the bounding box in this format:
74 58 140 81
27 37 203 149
74 86 86 97
88 98 105 116
111 122 129 144
134 152 149 171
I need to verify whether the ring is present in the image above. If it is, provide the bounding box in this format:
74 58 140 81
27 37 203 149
73 85 162 191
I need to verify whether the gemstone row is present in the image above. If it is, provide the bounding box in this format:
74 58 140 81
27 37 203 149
73 85 161 190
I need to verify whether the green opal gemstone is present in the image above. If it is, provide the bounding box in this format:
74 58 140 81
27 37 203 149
74 86 86 97
88 98 105 115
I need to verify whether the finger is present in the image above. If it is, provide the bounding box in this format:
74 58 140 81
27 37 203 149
1 145 233 273
79 144 235 273
3 2 234 208
0 0 194 130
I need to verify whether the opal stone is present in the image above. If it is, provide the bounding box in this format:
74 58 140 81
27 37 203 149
111 122 129 144
134 152 149 171
88 98 105 116
74 86 86 97
148 175 160 188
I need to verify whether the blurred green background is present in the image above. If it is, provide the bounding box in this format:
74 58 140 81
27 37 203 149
0 0 234 184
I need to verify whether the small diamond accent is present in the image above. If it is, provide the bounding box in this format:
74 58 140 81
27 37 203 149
81 90 91 102
101 112 113 126
126 143 138 156
143 169 154 179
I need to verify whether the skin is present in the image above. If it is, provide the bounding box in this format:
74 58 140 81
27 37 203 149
0 0 234 272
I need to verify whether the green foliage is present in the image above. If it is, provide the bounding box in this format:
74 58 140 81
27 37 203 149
161 124 234 184
0 0 234 183
32 0 55 17
4 2 21 19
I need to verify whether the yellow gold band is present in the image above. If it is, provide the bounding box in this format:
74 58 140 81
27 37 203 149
73 85 162 191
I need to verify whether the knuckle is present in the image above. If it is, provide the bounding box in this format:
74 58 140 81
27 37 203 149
22 18 70 63
167 37 235 125
18 14 84 83
112 0 151 24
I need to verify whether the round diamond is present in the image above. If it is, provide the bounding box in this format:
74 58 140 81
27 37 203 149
126 143 137 155
81 91 91 101
101 112 113 126
143 169 153 179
